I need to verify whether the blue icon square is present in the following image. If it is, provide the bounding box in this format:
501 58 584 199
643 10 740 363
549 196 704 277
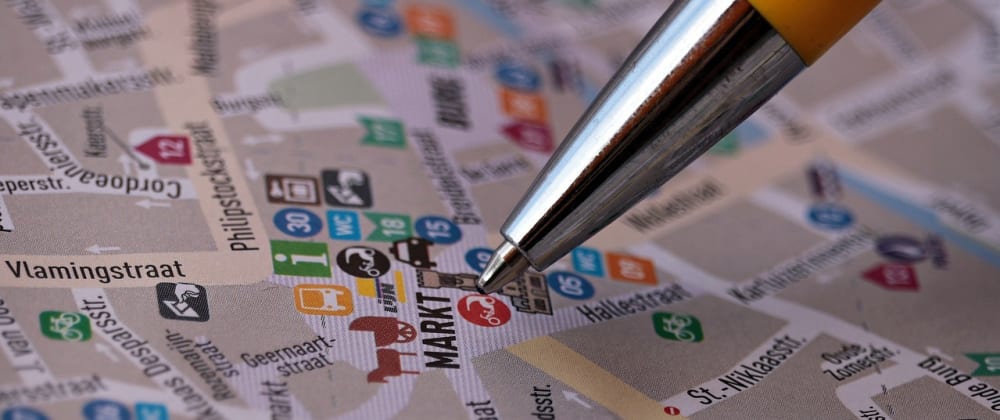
135 402 168 420
571 247 605 277
327 210 362 241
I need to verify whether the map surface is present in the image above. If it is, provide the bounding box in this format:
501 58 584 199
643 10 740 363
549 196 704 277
2 0 1000 418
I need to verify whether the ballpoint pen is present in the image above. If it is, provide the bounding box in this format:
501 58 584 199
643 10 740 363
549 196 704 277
476 0 880 294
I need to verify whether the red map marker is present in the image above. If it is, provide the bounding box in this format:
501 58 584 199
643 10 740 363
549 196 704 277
135 135 192 165
502 121 553 153
863 263 919 291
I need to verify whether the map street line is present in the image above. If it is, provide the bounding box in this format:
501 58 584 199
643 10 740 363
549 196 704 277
2 251 253 288
104 126 149 170
94 342 120 363
834 362 924 419
660 324 818 414
85 244 121 254
749 186 839 239
134 0 272 284
591 137 826 251
508 336 684 419
216 0 289 29
0 195 11 233
71 288 259 419
0 293 52 385
135 199 171 209
626 243 934 416
563 390 593 409
243 158 260 181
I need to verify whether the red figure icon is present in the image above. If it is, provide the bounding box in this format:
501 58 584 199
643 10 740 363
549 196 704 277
349 316 417 346
367 349 419 383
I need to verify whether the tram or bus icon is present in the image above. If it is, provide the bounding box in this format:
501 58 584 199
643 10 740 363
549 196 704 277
389 237 437 269
294 284 354 316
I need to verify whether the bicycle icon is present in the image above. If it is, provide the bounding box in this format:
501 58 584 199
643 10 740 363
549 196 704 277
40 311 91 342
653 312 704 343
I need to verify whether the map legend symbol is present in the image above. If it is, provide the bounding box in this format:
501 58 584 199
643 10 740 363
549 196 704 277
572 247 605 277
266 175 320 205
39 311 91 342
365 212 412 242
336 246 391 278
457 295 511 327
323 169 373 208
83 399 129 420
606 253 657 285
863 263 919 291
1 407 48 420
360 116 406 148
500 90 547 123
135 135 192 165
546 271 594 300
271 240 332 277
135 402 168 420
875 235 928 263
294 284 353 316
273 208 322 238
502 121 553 153
965 353 1000 376
328 210 362 241
156 282 210 322
652 312 703 343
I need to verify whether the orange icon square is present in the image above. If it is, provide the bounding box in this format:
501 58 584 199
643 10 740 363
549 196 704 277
606 253 657 285
294 284 354 316
405 5 455 39
499 88 548 123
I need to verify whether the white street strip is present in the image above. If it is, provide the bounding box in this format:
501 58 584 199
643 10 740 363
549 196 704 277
85 244 121 254
726 229 876 304
661 324 818 413
628 243 932 417
818 64 959 142
0 175 70 196
749 186 839 239
860 5 926 66
0 374 106 407
243 159 260 181
15 0 95 79
301 3 372 59
835 361 923 420
0 293 53 384
0 111 197 200
135 199 171 209
0 195 13 233
71 288 243 419
223 357 310 420
842 164 1000 248
97 378 268 420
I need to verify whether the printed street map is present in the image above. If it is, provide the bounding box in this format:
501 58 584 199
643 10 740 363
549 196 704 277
2 0 1000 418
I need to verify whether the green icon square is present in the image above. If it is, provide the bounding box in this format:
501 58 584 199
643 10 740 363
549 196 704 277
39 311 92 342
271 240 332 277
709 133 740 155
360 116 406 149
364 212 412 242
966 353 1000 376
652 312 703 343
416 37 460 68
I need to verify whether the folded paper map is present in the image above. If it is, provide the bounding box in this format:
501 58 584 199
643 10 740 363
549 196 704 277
2 0 1000 418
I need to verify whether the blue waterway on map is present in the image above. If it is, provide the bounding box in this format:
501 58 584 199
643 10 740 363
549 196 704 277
458 0 601 102
840 171 1000 270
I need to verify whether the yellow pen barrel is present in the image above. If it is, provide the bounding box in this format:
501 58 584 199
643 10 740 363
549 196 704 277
748 0 881 65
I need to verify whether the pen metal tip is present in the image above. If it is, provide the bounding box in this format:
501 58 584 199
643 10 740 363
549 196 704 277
476 241 530 295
